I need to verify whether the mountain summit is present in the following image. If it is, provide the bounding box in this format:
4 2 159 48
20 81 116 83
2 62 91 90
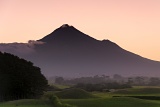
1 24 160 77
60 24 71 28
30 24 160 77
39 24 97 45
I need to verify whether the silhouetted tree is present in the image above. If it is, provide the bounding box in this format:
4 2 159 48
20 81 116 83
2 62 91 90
134 76 145 85
55 77 64 84
0 52 48 101
74 82 131 92
113 74 122 80
149 77 160 86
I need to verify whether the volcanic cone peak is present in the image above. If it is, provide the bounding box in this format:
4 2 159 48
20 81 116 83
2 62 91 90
60 24 71 28
38 24 97 44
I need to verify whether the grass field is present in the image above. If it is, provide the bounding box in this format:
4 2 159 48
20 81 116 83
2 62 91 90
0 86 160 107
55 88 96 99
61 86 160 107
0 99 52 107
62 97 160 107
53 84 71 89
111 86 160 96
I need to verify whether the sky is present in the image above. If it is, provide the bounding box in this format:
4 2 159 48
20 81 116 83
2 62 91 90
0 0 160 61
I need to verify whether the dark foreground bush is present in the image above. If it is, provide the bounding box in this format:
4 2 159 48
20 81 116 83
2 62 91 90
50 95 76 107
0 52 48 101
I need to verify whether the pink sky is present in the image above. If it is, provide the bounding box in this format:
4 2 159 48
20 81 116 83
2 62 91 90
0 0 160 61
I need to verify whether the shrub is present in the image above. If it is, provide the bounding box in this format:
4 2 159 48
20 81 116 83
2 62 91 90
50 95 76 107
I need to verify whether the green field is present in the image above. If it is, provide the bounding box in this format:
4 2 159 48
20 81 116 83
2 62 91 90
53 84 71 89
1 86 160 107
55 88 97 99
0 99 52 107
62 97 160 107
112 86 160 96
61 86 160 107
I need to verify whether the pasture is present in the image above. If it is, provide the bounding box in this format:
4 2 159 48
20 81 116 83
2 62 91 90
0 86 160 107
0 99 52 107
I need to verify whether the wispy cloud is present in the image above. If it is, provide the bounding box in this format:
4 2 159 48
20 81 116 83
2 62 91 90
0 40 44 55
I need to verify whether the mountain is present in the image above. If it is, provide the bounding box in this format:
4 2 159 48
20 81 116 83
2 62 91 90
1 24 160 77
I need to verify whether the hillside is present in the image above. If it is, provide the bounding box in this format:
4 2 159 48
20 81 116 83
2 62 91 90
1 24 160 77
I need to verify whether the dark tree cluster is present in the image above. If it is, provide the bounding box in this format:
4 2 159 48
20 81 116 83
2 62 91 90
0 52 48 101
74 82 131 92
55 75 110 85
127 76 160 86
54 75 160 87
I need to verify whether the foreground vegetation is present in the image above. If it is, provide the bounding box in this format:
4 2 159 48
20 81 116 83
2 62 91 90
0 52 48 101
0 86 160 107
1 52 160 107
61 86 160 107
0 99 52 107
62 97 160 107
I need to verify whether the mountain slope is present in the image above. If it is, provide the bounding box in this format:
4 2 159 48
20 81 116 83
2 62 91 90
28 24 160 77
0 24 160 77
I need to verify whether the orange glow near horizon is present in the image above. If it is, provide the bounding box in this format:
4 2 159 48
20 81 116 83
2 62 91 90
0 0 160 61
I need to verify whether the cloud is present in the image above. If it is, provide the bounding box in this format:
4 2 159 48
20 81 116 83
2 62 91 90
28 40 45 45
0 40 44 55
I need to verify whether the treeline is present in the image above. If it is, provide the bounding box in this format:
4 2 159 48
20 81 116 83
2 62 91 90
53 74 160 87
52 75 132 92
0 52 48 101
74 83 131 92
54 75 111 85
